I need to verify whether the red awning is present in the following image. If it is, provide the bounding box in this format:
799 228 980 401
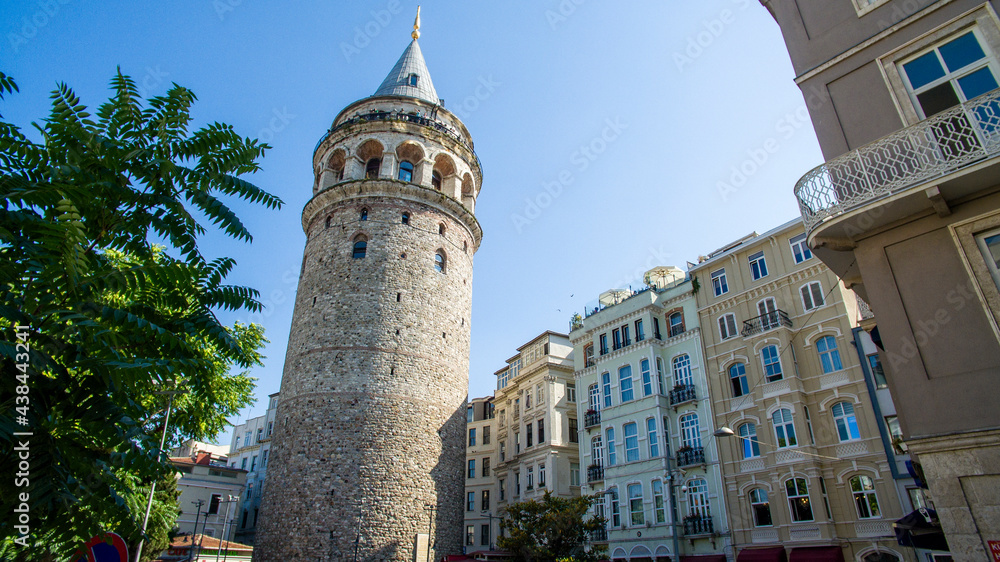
681 555 728 562
737 547 788 562
788 546 845 562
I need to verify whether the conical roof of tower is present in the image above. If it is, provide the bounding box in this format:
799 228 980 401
372 39 439 104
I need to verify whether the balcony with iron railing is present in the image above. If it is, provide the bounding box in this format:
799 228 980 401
675 446 705 467
669 384 696 406
589 528 608 542
668 325 685 338
587 464 605 483
683 513 714 536
584 410 601 428
742 310 792 337
794 89 1000 237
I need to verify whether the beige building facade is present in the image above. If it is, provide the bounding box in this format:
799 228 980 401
690 219 911 562
173 453 246 542
464 396 498 554
228 392 278 545
763 1 1000 559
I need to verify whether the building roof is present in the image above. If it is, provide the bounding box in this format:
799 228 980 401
167 534 253 552
372 39 440 104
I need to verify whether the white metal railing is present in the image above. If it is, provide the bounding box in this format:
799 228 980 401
795 89 1000 233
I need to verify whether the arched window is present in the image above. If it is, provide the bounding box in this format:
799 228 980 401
772 408 796 448
761 345 783 382
627 483 645 526
672 354 692 387
618 365 634 403
730 363 749 397
439 223 446 235
434 251 446 273
640 359 652 396
816 335 843 374
431 170 442 190
590 435 603 467
862 552 899 562
623 422 639 462
325 215 332 228
679 413 701 448
606 427 617 466
749 489 772 526
646 417 659 457
687 479 710 517
398 160 414 182
408 73 418 86
463 240 468 253
738 422 760 459
669 312 684 337
352 237 367 259
401 212 410 224
608 487 620 527
360 208 368 221
850 475 881 519
601 372 612 408
365 157 381 179
832 402 861 441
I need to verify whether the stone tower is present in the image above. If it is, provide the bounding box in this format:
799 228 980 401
255 12 482 561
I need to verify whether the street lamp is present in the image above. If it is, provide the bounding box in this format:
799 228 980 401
423 503 438 562
135 386 188 562
215 495 240 562
480 510 496 551
189 499 206 562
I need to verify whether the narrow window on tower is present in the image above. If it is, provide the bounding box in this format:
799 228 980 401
439 223 446 235
352 235 367 259
435 251 447 273
401 212 410 224
398 161 414 182
432 170 442 190
360 208 368 221
408 73 419 86
365 158 381 179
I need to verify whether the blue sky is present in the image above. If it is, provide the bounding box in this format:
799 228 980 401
3 1 824 429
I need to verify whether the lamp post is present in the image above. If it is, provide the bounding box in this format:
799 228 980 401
480 510 496 551
424 503 437 562
135 387 188 562
189 499 206 562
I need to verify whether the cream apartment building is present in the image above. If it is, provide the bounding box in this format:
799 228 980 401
690 219 910 562
492 332 581 526
228 392 278 545
571 267 729 562
464 396 498 553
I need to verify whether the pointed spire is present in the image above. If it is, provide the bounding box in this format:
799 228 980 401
372 8 439 104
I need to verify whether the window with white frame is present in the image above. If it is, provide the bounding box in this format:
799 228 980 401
816 335 843 374
606 427 617 466
719 313 738 339
672 354 693 387
570 463 580 486
785 477 814 522
641 359 653 396
624 422 639 462
738 422 760 459
833 402 861 441
749 489 773 526
526 423 532 447
647 417 660 458
591 435 603 467
652 480 666 523
789 233 813 263
619 365 634 402
748 251 769 280
538 463 546 487
525 389 531 409
680 412 701 448
656 357 665 394
761 345 783 382
609 487 621 527
899 29 999 118
850 475 882 519
801 282 824 311
526 466 534 489
467 491 475 511
711 268 729 296
589 384 600 411
772 408 797 448
468 459 475 478
975 227 1000 291
851 0 891 17
687 478 710 517
628 483 645 526
635 319 645 341
669 312 684 337
730 362 749 397
602 372 612 408
758 297 778 330
567 383 576 402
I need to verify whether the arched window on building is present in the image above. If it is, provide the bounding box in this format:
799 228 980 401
434 251 446 273
365 157 381 179
352 236 367 259
398 161 414 182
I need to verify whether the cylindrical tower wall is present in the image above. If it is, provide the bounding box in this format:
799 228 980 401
256 98 481 561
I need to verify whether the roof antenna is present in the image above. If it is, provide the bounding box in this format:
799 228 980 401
412 6 421 40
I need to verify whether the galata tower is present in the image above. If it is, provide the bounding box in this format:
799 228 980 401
255 10 481 561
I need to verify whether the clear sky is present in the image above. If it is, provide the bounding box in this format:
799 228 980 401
3 1 824 427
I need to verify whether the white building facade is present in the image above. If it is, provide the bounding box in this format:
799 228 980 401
228 392 278 545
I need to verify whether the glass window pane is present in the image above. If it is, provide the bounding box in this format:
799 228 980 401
957 67 999 100
916 82 961 116
903 51 946 89
939 32 987 73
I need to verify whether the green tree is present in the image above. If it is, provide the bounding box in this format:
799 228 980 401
498 491 608 562
0 69 281 560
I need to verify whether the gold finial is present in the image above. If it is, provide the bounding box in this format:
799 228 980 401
412 6 421 40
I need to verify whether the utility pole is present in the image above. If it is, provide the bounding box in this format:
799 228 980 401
215 495 238 562
424 503 437 562
189 499 206 562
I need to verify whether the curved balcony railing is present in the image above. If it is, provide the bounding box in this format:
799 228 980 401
683 513 714 536
669 384 696 406
742 310 792 337
587 464 605 483
589 528 608 542
794 89 1000 234
585 410 601 428
676 446 705 467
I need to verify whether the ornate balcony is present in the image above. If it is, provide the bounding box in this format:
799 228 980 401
589 528 608 542
587 464 605 483
668 325 685 338
584 410 601 428
683 513 715 536
795 89 1000 235
742 310 792 337
675 446 705 467
669 384 696 406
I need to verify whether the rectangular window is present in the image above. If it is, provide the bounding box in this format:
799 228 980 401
789 233 812 263
786 478 814 522
606 427 617 466
652 480 666 523
526 423 533 447
602 372 612 408
536 383 544 405
610 488 621 527
468 459 475 479
624 422 639 462
256 428 263 442
525 389 531 409
241 458 247 470
466 525 474 545
482 489 490 511
467 492 475 511
653 317 661 339
570 463 580 486
469 428 476 447
635 319 645 341
527 466 534 489
261 450 268 469
515 472 520 495
748 251 768 280
711 268 729 296
467 406 474 423
250 455 258 472
567 383 576 402
900 29 1000 119
208 494 221 515
569 417 579 443
483 425 491 445
622 325 631 346
641 359 652 396
599 334 608 355
886 415 907 454
481 523 490 547
483 457 491 477
612 328 622 350
539 463 546 487
628 483 645 526
801 282 824 310
719 313 737 339
499 441 506 462
647 418 659 457
584 344 595 367
619 365 634 402
762 345 783 382
538 419 545 443
867 353 888 388
499 478 506 501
